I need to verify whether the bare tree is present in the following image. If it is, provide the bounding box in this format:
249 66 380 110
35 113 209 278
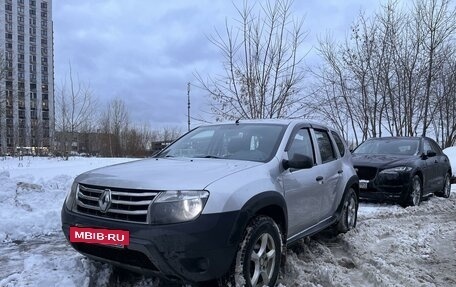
196 0 308 120
55 64 95 158
100 98 129 157
416 0 456 136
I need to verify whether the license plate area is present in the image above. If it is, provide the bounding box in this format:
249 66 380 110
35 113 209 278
359 180 369 189
70 227 130 247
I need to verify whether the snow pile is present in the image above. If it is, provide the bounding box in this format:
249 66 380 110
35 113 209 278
0 156 136 242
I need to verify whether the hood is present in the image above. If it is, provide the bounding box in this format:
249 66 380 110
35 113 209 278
352 154 416 169
75 158 262 190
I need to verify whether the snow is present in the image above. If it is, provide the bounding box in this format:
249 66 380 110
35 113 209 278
0 155 455 286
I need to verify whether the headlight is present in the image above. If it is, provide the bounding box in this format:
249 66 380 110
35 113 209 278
64 181 78 210
380 166 413 174
149 190 209 224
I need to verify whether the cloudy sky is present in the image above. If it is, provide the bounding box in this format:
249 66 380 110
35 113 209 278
53 0 379 130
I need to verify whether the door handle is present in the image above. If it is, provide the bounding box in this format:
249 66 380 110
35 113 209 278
338 170 343 174
316 176 324 182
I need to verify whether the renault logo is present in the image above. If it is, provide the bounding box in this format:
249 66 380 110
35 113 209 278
99 189 112 213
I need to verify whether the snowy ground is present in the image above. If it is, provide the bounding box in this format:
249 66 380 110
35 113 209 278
0 156 455 287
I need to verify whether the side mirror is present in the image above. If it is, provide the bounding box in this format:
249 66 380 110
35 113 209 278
426 150 437 157
421 150 437 159
282 153 313 170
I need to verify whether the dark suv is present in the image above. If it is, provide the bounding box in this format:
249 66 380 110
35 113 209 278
61 120 359 286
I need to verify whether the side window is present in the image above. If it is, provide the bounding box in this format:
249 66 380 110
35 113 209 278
423 140 435 153
288 128 314 163
331 131 345 157
430 140 443 154
314 130 336 163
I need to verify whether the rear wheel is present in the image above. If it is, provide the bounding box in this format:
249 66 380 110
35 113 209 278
435 173 451 198
227 216 282 287
336 187 358 233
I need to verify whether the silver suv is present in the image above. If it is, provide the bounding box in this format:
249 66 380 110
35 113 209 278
61 119 359 287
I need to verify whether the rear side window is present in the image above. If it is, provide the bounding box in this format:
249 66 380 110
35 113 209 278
331 131 345 157
314 130 336 163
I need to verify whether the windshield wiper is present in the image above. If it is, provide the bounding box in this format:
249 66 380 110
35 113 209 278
194 155 222 159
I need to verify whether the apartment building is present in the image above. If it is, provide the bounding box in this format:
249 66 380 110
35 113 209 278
0 0 54 155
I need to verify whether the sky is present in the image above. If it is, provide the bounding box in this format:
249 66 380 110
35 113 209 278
52 0 379 130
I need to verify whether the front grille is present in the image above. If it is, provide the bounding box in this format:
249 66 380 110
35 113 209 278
73 243 159 271
354 166 378 180
76 183 158 224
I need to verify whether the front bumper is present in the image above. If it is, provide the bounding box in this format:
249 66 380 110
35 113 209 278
61 205 239 283
358 172 412 202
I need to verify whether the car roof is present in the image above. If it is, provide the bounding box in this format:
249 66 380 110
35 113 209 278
198 119 336 131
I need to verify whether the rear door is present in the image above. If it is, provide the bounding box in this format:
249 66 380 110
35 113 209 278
312 129 343 220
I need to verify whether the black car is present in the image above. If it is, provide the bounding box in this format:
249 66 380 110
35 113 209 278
352 137 452 206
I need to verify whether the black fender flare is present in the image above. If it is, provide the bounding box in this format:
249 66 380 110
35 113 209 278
228 191 288 245
336 175 359 215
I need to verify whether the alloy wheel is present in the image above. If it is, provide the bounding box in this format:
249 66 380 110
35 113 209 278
249 233 276 287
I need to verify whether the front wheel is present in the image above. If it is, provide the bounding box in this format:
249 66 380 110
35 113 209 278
402 175 422 207
230 216 282 287
336 187 358 233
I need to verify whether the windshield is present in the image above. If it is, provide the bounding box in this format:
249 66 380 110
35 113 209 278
353 138 419 156
157 123 286 162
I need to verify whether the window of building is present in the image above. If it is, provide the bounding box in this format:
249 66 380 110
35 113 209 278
5 51 12 60
41 2 47 9
19 110 26 119
42 100 48 110
31 100 36 109
18 53 24 61
6 81 12 89
41 11 47 18
30 17 36 25
30 9 36 15
18 82 25 90
18 34 25 42
42 111 49 120
6 13 12 22
30 0 36 7
18 63 25 70
5 23 12 32
30 73 37 80
5 3 12 11
18 44 24 51
42 93 48 100
42 75 48 82
41 30 47 37
41 38 47 45
41 21 47 28
6 33 12 39
30 45 36 52
42 84 48 92
18 72 25 80
18 16 24 23
18 6 24 14
31 110 37 119
41 47 48 55
30 36 36 43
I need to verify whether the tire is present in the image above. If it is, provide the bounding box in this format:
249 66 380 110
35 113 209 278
402 175 422 207
336 187 358 233
229 216 282 287
435 173 451 198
